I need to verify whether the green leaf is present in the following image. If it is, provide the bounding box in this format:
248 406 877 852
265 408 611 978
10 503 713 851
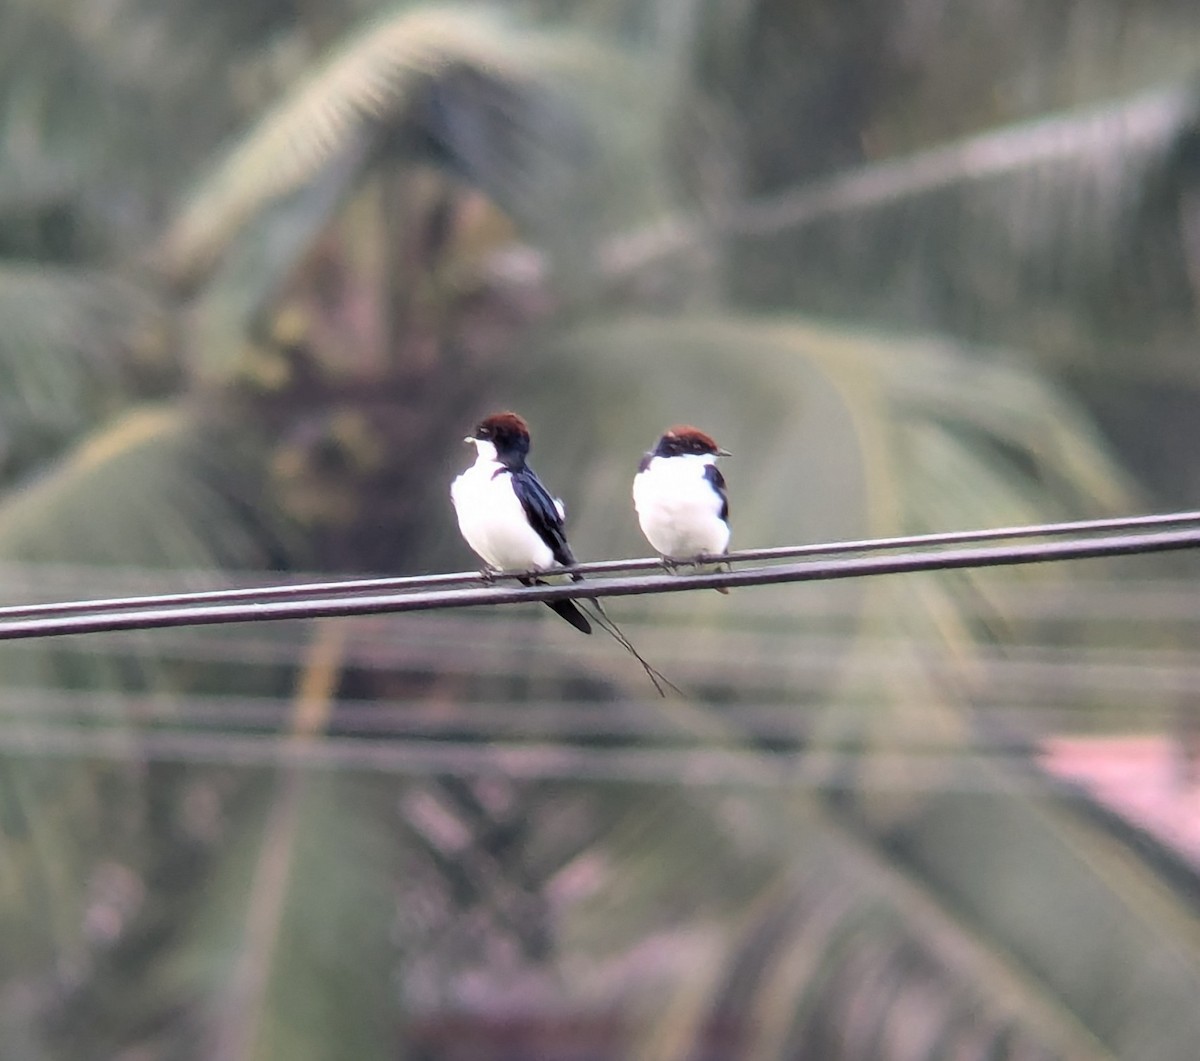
0 265 173 478
0 404 313 1055
498 312 1200 1057
158 5 675 375
179 763 403 1061
162 8 665 286
0 404 296 571
724 83 1200 388
517 312 1131 566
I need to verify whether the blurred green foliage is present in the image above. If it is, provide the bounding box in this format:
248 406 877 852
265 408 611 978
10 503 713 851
0 1 1199 1058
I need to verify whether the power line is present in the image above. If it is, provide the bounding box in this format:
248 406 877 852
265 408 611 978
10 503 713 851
0 690 1179 740
0 723 1091 793
722 509 1200 562
0 509 1197 624
0 522 1197 641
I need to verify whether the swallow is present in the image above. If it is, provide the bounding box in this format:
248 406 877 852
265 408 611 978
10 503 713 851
451 411 592 633
633 425 731 591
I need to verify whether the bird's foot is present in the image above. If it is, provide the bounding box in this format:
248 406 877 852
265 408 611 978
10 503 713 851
693 553 732 593
717 558 733 593
478 567 498 585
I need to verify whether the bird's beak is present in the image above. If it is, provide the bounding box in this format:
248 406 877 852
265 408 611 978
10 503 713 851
463 435 476 445
718 448 732 457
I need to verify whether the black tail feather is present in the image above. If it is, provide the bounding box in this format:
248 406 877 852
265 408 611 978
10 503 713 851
546 597 592 634
520 576 593 634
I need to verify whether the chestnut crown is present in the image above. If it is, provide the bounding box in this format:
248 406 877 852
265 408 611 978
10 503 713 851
470 411 531 457
652 425 727 458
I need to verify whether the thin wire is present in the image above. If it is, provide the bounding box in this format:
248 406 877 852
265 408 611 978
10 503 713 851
720 509 1200 562
0 568 480 621
0 525 1197 641
0 691 1176 740
0 509 1197 623
0 723 1087 793
16 621 1200 702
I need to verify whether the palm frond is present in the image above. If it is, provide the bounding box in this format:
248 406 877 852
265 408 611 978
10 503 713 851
159 6 669 301
493 311 1200 1056
519 313 1132 564
0 0 327 261
565 790 1114 1060
0 403 303 696
177 623 402 1061
722 83 1200 389
0 264 174 479
202 774 404 1061
0 403 313 1053
0 406 293 569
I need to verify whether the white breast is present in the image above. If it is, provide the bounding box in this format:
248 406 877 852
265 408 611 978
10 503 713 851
633 454 730 560
451 457 557 573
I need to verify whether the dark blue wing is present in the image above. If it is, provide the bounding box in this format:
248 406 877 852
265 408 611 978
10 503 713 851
704 464 730 523
507 465 578 568
506 465 592 633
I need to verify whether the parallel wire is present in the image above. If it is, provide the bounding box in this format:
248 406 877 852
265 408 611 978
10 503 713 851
0 723 1088 792
9 625 1200 700
0 691 1178 740
0 523 1197 641
0 509 1196 625
0 519 1195 785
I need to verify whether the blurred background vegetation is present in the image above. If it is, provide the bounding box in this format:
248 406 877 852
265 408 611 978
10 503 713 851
2 0 1200 1057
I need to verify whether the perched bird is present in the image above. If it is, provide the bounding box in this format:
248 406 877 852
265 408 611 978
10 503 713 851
633 425 731 590
451 411 592 633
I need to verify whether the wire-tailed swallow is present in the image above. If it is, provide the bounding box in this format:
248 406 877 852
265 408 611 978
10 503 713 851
451 411 592 634
633 425 731 590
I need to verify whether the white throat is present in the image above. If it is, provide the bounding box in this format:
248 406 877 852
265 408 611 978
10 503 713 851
470 438 499 464
667 452 717 469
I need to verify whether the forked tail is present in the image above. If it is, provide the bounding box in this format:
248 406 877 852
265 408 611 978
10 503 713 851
579 593 681 698
528 573 680 696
